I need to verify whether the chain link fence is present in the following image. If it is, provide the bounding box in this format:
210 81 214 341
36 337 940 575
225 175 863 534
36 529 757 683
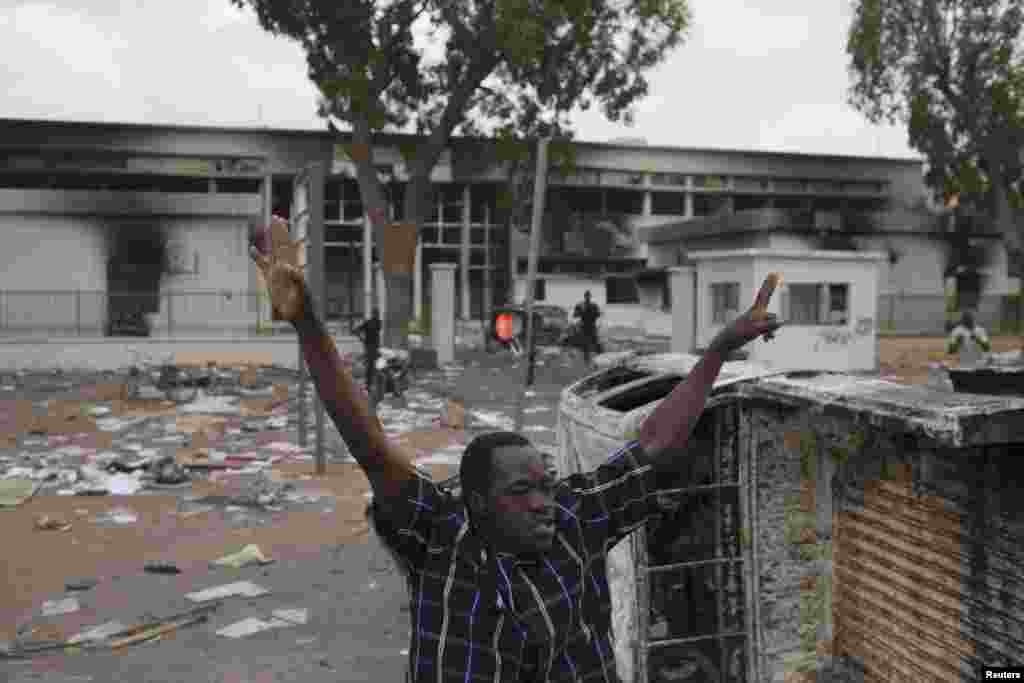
0 290 361 337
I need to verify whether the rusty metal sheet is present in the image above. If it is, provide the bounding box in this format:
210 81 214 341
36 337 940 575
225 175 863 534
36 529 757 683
834 469 976 681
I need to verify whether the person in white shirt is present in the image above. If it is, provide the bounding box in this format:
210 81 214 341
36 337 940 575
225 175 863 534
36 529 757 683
947 310 991 367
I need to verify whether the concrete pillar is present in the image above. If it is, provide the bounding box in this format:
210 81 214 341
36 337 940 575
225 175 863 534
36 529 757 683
684 175 694 219
431 263 457 365
642 191 652 217
414 237 423 322
461 184 471 320
669 265 697 353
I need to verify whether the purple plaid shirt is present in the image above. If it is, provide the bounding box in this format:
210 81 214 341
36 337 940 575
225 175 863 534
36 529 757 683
371 440 662 683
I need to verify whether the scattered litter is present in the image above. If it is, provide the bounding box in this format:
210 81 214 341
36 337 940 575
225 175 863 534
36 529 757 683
523 425 551 433
211 544 274 569
152 455 190 485
34 514 72 532
110 604 218 649
271 608 309 625
144 562 182 575
107 473 145 496
65 578 99 592
185 580 270 603
68 620 128 645
523 405 550 414
93 507 138 525
180 394 240 415
216 617 286 638
41 597 81 616
88 406 111 417
264 442 305 454
266 416 287 430
0 479 39 507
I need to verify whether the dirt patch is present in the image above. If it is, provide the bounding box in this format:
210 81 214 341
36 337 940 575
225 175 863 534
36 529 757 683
0 461 456 641
878 335 1020 385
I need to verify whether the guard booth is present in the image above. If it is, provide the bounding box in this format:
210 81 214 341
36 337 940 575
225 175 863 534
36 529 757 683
557 354 1024 682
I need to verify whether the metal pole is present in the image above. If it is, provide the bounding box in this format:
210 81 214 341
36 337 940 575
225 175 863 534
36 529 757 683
75 290 81 336
514 137 549 432
294 169 310 450
308 161 327 476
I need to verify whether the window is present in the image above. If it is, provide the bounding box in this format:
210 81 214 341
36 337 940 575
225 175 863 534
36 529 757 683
711 282 739 324
651 173 688 187
606 276 639 303
534 279 546 301
602 171 645 186
651 192 686 216
784 283 849 325
694 175 726 190
605 189 645 214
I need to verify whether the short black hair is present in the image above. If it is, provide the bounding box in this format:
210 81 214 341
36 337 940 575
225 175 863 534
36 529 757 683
460 431 532 510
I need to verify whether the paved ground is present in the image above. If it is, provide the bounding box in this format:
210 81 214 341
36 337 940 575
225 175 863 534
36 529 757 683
0 340 638 683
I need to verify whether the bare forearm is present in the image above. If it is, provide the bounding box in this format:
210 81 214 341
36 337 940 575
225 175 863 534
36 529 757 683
639 350 725 466
293 311 414 495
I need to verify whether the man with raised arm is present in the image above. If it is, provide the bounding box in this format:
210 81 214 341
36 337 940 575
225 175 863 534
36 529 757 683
251 218 782 683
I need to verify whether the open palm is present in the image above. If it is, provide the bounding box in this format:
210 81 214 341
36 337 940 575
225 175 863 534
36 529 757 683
250 217 308 322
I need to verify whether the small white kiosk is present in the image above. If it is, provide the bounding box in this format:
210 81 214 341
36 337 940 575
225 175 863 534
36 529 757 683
671 249 886 372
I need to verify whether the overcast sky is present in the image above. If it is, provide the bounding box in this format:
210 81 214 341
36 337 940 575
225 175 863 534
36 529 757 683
0 0 919 160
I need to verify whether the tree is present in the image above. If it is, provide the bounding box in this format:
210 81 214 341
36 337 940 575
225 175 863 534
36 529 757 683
847 0 1024 257
232 0 691 345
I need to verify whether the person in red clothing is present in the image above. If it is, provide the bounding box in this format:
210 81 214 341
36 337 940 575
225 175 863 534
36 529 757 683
251 217 782 682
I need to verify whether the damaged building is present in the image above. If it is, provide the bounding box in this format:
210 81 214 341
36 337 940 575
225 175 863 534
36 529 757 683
0 117 953 337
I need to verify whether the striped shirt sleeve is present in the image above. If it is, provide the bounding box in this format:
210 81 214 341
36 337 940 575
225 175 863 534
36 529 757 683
564 440 663 550
369 471 447 572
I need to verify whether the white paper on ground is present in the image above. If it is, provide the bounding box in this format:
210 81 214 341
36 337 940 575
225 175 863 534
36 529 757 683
69 620 128 644
41 597 80 616
215 617 287 638
107 473 144 495
271 608 309 625
186 581 270 602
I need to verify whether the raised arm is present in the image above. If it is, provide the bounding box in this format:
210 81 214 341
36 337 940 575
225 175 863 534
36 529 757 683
250 218 416 499
639 273 783 469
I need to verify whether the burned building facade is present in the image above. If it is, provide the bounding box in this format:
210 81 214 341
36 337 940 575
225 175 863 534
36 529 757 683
0 118 929 336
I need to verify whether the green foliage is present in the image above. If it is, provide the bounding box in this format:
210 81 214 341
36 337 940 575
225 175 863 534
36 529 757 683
846 0 1024 240
784 505 816 546
233 0 691 338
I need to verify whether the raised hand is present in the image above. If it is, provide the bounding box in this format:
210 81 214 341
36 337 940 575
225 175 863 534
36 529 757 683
708 273 784 355
250 216 309 323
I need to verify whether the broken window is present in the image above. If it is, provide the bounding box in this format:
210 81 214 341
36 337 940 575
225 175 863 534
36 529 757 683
733 195 768 212
651 192 686 216
571 365 651 398
693 193 729 217
711 282 740 324
605 189 645 215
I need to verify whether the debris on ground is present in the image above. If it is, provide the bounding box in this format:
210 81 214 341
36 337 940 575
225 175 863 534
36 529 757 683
34 514 72 531
216 617 286 639
93 506 138 525
143 562 182 575
40 597 80 616
185 581 270 603
65 578 99 592
211 544 274 569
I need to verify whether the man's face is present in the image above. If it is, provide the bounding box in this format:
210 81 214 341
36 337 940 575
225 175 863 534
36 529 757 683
584 292 591 303
481 445 557 555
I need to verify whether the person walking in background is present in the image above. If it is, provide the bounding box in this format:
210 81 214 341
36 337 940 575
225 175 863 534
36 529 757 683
354 307 382 393
573 290 602 367
947 310 991 367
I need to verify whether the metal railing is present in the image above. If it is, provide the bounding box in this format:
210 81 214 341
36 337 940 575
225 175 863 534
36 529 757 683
0 290 363 337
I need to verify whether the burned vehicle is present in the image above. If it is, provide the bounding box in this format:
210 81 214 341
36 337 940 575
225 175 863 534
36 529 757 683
556 354 784 683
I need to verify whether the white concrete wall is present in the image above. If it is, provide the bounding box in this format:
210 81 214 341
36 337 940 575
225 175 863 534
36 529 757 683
0 216 107 331
514 274 605 309
692 249 885 372
155 218 255 332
